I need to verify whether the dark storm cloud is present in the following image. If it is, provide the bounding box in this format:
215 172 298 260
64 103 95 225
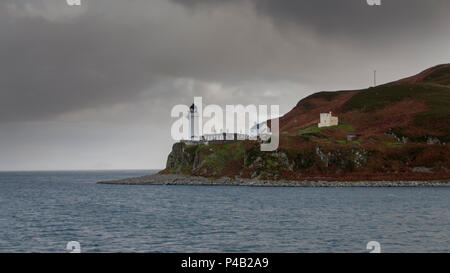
0 0 313 122
0 1 159 121
0 0 288 121
254 0 447 35
1 0 450 122
174 0 450 42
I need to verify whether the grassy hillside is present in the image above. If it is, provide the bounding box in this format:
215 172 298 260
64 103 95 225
423 66 450 85
278 64 450 143
164 64 450 181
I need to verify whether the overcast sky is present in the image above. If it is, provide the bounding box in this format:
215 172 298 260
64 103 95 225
1 0 450 170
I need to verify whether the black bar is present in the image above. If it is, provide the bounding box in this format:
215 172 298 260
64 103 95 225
0 253 446 272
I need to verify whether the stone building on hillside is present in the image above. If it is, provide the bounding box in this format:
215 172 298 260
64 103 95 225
318 112 339 128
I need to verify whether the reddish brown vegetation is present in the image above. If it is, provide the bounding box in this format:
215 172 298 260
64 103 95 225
278 91 358 134
397 64 450 84
342 98 429 140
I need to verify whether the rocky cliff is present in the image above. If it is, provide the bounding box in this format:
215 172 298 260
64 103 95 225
162 140 449 181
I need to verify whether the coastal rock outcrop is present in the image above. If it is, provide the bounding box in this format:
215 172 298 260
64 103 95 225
164 141 378 180
162 64 450 181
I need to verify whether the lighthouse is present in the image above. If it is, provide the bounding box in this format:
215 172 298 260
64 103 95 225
189 103 199 140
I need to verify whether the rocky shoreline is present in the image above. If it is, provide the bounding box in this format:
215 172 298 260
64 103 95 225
98 174 450 187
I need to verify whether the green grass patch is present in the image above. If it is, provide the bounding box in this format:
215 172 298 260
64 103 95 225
424 66 450 86
309 91 344 101
385 142 405 148
295 124 355 135
298 125 322 135
338 124 355 132
201 141 246 173
184 144 198 155
343 83 450 118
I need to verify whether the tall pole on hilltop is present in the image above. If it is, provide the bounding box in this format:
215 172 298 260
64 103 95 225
374 70 377 87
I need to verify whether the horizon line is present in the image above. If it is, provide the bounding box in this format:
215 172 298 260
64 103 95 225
0 168 163 172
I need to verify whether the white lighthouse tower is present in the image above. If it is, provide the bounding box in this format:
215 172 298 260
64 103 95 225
189 102 199 141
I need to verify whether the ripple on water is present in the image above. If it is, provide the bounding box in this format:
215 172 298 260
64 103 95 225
0 171 449 252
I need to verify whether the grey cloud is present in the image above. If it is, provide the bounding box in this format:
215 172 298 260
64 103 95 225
0 0 324 121
252 0 448 36
2 0 450 122
174 0 450 44
1 1 159 121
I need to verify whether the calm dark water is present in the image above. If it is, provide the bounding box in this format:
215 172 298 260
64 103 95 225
0 170 448 253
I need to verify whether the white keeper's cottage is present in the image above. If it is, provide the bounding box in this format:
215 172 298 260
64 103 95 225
318 112 339 128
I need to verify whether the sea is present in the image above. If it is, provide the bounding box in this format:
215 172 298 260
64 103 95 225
0 170 448 253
